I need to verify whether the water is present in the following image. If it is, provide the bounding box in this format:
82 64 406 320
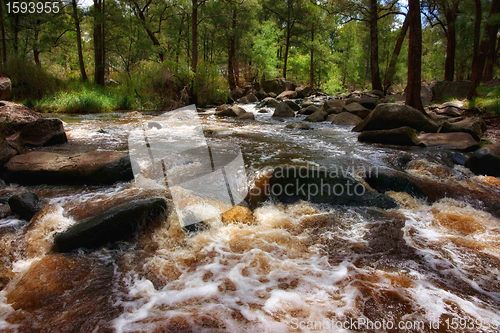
0 103 499 332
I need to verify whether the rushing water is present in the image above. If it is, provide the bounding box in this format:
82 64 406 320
0 103 499 332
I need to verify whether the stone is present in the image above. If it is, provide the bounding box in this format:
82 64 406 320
342 102 371 119
465 143 500 177
345 96 379 110
431 81 473 102
8 191 41 220
418 132 479 151
237 92 259 104
328 112 363 126
272 102 295 117
358 127 421 146
284 100 300 111
0 76 12 101
440 117 486 140
215 105 246 117
298 105 320 115
221 205 255 225
261 78 296 95
0 136 19 164
276 90 297 100
237 112 255 120
53 197 168 252
257 97 280 108
353 103 439 133
295 85 314 98
4 151 133 185
305 110 328 122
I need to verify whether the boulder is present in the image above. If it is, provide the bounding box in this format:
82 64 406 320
353 103 439 133
298 105 321 115
440 117 486 140
0 101 67 146
328 112 363 126
418 132 479 151
8 191 41 221
432 101 468 117
431 81 472 102
284 100 300 111
345 96 379 110
215 105 246 117
420 84 432 106
237 93 259 104
323 99 345 114
285 122 312 130
3 151 133 185
257 97 280 108
0 203 10 219
261 78 296 95
268 166 397 208
358 127 421 146
276 90 297 100
0 136 19 164
465 143 500 177
255 88 268 100
237 112 255 120
343 102 371 119
53 197 168 252
295 85 314 98
258 109 269 113
0 76 12 101
229 87 245 101
305 110 328 122
272 102 295 117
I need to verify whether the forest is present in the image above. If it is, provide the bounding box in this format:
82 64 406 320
0 0 498 111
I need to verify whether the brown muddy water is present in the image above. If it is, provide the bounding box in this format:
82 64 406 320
0 103 499 332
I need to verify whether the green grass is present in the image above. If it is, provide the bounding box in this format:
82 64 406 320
33 86 134 114
469 85 500 115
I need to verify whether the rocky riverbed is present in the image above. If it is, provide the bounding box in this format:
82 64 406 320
0 83 499 332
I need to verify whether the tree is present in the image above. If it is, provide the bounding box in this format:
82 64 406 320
383 14 408 91
406 0 423 110
93 0 106 85
0 0 7 65
71 0 88 81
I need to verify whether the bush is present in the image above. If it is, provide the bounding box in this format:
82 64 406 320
0 57 59 99
34 85 134 113
193 62 228 106
469 85 500 115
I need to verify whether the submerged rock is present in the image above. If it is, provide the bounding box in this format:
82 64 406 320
418 132 479 151
3 151 133 185
285 122 312 130
268 166 397 209
353 103 439 133
53 197 168 252
272 102 295 117
8 191 41 221
465 143 500 177
358 127 421 146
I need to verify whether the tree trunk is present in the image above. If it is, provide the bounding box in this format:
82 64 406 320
406 0 423 111
175 14 184 69
13 15 20 55
191 0 198 74
33 20 41 67
309 25 314 87
283 0 292 79
383 14 409 92
227 6 237 90
369 0 383 91
93 0 105 86
72 0 88 81
130 1 164 62
0 0 7 65
444 7 457 81
483 0 500 81
470 0 482 81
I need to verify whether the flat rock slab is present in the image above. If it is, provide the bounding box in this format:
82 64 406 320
53 197 168 252
3 151 133 185
418 132 479 151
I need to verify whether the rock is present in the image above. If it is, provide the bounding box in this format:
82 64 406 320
230 87 245 101
0 203 10 218
432 101 468 117
323 99 345 114
255 88 268 100
353 103 439 133
465 143 500 177
298 105 321 115
8 191 41 220
237 93 259 104
295 85 314 98
4 151 133 185
0 136 19 164
268 166 397 208
0 76 12 101
257 97 280 108
276 90 297 100
215 105 246 117
440 117 486 140
273 102 295 117
258 109 269 113
420 84 432 106
305 110 328 122
364 167 500 216
284 100 300 111
0 102 67 147
237 112 255 120
221 205 255 225
328 112 363 126
53 197 168 252
358 127 421 146
418 132 479 151
345 96 379 110
342 102 371 119
285 122 312 130
431 81 472 102
261 78 296 95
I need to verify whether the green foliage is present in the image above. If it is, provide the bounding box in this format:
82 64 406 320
194 62 229 106
33 85 133 114
0 57 60 99
469 85 500 115
248 20 280 80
